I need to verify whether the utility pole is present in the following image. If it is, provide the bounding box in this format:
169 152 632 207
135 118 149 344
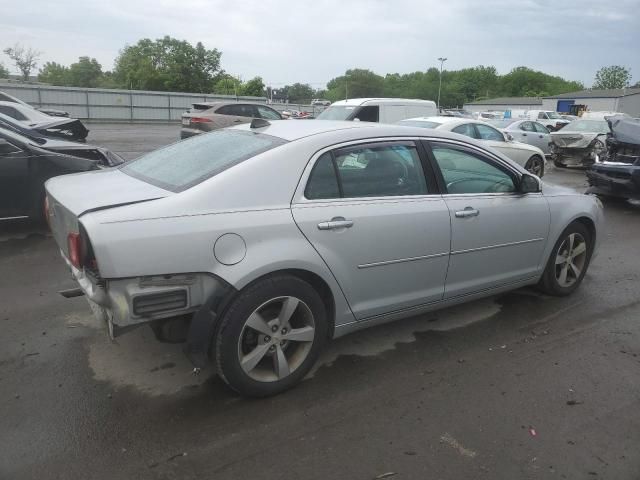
345 74 349 101
437 57 447 110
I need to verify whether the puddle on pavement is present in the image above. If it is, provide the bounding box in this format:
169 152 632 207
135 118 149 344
311 297 501 375
88 324 208 396
86 297 501 395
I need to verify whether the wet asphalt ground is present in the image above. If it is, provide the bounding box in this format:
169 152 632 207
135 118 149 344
1 123 640 479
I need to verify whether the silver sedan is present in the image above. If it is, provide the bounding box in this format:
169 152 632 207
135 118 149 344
487 118 553 155
45 120 603 397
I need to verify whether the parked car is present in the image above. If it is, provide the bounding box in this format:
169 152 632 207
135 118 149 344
0 90 70 117
180 102 283 139
440 108 473 118
45 119 601 397
311 99 331 106
525 110 569 131
560 114 579 122
550 118 610 168
0 101 88 142
398 117 547 176
486 119 552 156
587 115 640 200
316 98 437 123
0 127 122 221
474 111 505 120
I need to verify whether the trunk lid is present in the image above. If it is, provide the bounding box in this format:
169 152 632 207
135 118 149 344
45 168 170 257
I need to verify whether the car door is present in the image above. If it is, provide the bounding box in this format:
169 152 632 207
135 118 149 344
474 123 529 167
532 122 551 154
0 137 31 218
292 140 451 320
509 121 535 145
425 141 549 298
215 104 253 128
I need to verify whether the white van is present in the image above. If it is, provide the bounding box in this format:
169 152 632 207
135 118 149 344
316 98 437 124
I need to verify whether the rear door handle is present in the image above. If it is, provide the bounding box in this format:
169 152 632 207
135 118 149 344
455 207 479 218
522 133 528 136
317 217 354 230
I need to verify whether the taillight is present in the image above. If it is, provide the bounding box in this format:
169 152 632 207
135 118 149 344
189 117 213 124
67 232 82 269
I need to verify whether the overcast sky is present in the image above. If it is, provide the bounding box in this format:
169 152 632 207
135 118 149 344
1 0 638 88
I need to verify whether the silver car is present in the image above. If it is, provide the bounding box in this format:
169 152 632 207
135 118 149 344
46 120 603 397
180 101 283 139
487 119 552 155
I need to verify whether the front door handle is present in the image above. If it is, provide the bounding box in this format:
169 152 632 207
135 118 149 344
317 217 354 230
522 133 527 137
455 207 479 218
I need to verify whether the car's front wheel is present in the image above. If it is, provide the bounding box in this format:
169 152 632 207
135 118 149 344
525 155 545 177
538 222 593 296
215 275 328 397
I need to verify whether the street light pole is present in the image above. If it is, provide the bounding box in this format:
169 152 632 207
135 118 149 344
437 57 447 110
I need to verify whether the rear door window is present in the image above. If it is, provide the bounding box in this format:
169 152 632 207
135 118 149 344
452 123 478 139
121 130 286 192
305 142 428 199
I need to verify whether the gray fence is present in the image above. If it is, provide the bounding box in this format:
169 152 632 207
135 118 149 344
0 83 324 121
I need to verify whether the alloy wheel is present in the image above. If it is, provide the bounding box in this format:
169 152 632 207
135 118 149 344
527 157 544 177
554 232 588 287
237 296 315 382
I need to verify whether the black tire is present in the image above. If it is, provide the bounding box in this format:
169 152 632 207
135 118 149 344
538 222 593 296
525 155 545 177
215 275 328 397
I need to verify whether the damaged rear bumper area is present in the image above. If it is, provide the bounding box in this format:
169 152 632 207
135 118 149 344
62 256 236 366
552 147 597 167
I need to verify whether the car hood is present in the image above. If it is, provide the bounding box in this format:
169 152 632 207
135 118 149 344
551 131 602 148
45 168 170 217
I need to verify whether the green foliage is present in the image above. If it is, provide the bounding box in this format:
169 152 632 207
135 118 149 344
279 83 315 102
326 69 385 102
113 36 222 92
38 62 69 85
3 43 40 80
0 62 10 78
241 76 265 97
67 57 103 87
593 65 631 89
212 74 242 95
324 65 583 107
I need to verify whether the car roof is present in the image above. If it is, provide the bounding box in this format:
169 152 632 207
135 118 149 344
330 98 436 107
401 116 496 128
231 119 502 145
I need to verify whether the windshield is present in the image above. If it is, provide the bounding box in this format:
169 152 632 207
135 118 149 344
546 112 562 119
316 105 357 120
485 119 516 128
564 120 609 133
121 130 286 192
397 120 442 128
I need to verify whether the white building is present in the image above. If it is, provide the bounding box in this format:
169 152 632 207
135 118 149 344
463 96 542 114
542 88 640 116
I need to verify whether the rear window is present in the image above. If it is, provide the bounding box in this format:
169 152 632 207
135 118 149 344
121 130 286 192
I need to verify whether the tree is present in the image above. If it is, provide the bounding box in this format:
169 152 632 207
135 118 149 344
38 62 69 85
3 43 41 81
0 62 8 78
212 74 242 95
113 36 222 92
280 83 315 102
67 57 103 87
593 66 632 89
499 66 583 98
241 76 265 97
326 69 384 102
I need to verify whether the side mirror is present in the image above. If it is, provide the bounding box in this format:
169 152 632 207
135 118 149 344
505 133 514 141
520 173 541 193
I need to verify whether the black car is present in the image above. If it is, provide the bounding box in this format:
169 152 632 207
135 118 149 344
0 127 123 221
587 115 640 200
0 106 88 142
0 90 70 117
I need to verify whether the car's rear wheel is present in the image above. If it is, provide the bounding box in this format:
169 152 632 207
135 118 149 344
538 222 593 296
525 155 545 177
215 275 327 397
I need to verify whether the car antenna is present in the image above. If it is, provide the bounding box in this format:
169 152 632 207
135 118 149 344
250 118 270 129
